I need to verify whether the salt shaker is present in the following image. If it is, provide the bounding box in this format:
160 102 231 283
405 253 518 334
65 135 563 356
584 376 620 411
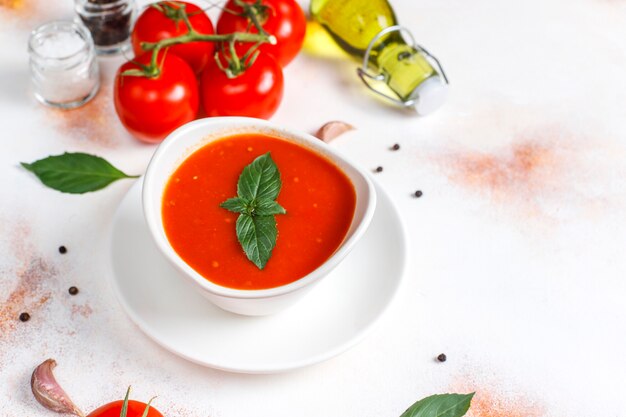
75 0 137 55
28 21 100 109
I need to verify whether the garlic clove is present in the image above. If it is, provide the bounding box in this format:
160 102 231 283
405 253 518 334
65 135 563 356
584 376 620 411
31 359 85 417
314 121 355 142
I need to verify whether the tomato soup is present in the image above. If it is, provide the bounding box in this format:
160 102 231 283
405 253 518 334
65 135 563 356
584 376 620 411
162 133 356 290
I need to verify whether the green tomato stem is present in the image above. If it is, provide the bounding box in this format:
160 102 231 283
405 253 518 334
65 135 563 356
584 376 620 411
129 2 276 79
233 0 270 38
141 31 276 52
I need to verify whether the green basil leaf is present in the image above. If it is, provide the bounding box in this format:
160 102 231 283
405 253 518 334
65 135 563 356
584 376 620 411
253 199 286 216
400 393 474 417
236 214 277 270
221 152 285 270
237 153 282 201
21 153 138 194
220 197 249 214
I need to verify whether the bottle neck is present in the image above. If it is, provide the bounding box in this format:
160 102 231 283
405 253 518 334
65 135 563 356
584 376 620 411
370 37 437 102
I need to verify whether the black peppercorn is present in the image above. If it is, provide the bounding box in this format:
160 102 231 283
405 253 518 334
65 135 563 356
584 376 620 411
375 166 383 173
437 353 447 362
68 286 79 295
19 312 31 322
59 246 67 254
76 0 135 51
391 143 400 151
414 190 423 198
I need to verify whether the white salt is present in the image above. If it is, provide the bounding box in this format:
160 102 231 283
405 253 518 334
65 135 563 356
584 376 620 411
34 30 85 59
29 21 100 107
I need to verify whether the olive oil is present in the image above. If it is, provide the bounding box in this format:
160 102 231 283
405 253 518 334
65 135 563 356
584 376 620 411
302 21 347 58
310 0 448 115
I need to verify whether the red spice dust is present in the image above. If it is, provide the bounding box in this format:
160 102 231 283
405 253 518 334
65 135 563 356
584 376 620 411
444 141 559 198
0 0 23 8
0 0 28 12
466 390 544 417
451 375 545 417
162 405 196 417
71 304 93 318
0 0 40 21
47 87 122 148
0 257 55 338
0 223 57 339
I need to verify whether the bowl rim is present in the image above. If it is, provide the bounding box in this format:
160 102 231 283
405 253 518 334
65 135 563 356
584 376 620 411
142 117 377 300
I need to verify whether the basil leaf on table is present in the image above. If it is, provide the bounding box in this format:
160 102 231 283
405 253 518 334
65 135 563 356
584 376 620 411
221 153 286 270
21 152 138 194
400 393 474 417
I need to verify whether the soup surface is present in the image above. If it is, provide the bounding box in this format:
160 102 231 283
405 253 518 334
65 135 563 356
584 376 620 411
162 133 356 290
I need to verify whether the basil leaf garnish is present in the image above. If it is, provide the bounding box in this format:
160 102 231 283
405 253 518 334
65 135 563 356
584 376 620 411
237 152 282 201
221 153 286 270
253 199 286 216
400 393 474 417
220 197 249 214
236 214 277 270
21 152 138 194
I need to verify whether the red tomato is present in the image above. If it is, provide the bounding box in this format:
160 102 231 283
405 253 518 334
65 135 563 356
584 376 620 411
200 52 284 119
114 52 199 143
132 1 215 74
216 0 306 67
87 400 164 417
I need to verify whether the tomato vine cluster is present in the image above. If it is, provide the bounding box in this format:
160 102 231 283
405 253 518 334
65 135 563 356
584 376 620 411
113 0 306 143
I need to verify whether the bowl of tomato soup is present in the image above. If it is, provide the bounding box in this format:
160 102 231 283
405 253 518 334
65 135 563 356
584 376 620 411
143 117 376 315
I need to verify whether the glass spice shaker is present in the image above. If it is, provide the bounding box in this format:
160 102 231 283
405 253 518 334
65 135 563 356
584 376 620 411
28 21 100 109
74 0 137 55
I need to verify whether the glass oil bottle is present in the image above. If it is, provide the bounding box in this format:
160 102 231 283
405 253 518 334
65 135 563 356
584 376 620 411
310 0 448 115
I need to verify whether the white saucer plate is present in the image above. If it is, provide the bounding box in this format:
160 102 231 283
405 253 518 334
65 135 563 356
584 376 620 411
109 179 407 374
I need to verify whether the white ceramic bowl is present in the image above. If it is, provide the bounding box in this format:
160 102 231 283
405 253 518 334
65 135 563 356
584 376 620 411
142 117 376 316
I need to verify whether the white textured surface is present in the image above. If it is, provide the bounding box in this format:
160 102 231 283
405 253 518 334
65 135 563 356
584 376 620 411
1 0 626 416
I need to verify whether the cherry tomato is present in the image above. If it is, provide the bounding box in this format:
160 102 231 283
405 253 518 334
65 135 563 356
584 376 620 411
114 52 199 143
87 400 164 417
132 1 215 74
201 52 284 119
216 0 306 67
